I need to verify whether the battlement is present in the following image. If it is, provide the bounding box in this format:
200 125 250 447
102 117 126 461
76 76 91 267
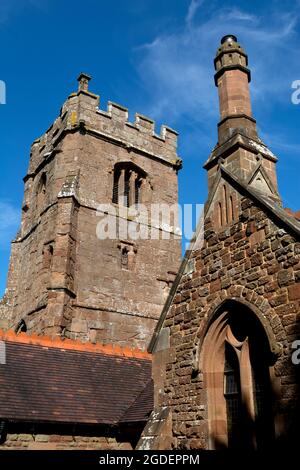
28 74 180 176
95 100 178 143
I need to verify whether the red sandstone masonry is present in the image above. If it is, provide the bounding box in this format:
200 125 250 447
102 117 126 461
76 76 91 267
0 74 181 349
217 70 252 119
1 434 133 451
288 283 300 301
150 197 300 449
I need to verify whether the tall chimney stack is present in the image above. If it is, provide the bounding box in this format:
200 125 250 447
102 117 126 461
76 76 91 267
204 35 280 205
214 35 257 143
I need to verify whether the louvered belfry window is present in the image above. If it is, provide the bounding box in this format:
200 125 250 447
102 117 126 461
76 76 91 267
112 163 146 207
124 170 130 207
135 177 142 206
112 169 120 204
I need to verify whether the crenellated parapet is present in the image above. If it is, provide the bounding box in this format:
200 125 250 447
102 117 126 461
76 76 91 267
26 73 181 179
63 84 179 164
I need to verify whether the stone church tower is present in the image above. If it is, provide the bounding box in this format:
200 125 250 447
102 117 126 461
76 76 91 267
140 35 300 450
0 74 181 350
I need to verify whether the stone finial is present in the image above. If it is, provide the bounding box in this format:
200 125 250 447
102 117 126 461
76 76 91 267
214 35 250 83
77 72 91 92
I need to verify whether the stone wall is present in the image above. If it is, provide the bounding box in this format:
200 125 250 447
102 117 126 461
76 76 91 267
1 432 133 450
151 196 300 449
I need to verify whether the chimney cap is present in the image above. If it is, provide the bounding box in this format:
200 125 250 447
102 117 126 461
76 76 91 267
77 72 92 82
77 72 92 92
215 34 247 60
221 35 238 44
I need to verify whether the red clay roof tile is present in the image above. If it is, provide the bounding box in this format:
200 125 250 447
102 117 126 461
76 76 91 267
0 333 153 425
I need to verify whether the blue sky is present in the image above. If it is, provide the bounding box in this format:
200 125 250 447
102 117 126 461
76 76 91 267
0 0 299 296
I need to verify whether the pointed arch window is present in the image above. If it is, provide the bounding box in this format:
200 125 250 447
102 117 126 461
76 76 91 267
229 195 234 222
202 301 275 450
218 202 223 227
217 186 236 228
223 185 228 225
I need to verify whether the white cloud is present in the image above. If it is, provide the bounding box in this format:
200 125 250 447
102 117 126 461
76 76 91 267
0 201 19 249
260 131 300 156
135 1 299 128
186 0 204 27
224 8 258 23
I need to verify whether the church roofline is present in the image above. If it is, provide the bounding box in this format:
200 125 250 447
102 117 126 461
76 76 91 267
220 165 300 237
0 329 151 360
0 332 153 426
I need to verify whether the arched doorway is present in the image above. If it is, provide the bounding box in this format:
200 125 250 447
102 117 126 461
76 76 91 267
201 300 275 450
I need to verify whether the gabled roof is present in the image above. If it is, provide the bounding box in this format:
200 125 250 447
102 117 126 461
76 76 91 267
220 165 300 237
148 165 300 353
0 331 152 425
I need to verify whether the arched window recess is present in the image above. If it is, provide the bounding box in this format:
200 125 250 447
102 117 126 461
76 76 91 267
112 162 147 207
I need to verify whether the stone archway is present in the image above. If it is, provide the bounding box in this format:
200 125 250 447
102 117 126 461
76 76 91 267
199 298 280 450
193 286 284 371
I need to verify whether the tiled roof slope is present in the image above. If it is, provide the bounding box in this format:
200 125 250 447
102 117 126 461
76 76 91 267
120 379 153 423
0 330 153 425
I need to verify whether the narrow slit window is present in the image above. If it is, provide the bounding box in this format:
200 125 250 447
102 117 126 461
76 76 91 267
43 244 54 269
230 195 234 222
218 202 223 227
223 185 228 224
37 172 47 212
121 247 129 270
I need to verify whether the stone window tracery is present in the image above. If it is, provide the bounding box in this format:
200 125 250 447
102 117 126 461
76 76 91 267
201 301 274 450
